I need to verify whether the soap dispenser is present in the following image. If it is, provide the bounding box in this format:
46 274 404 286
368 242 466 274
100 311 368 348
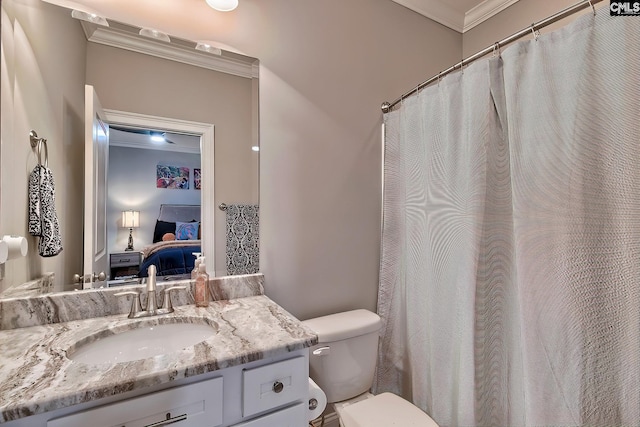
191 256 202 280
194 256 210 307
191 252 202 279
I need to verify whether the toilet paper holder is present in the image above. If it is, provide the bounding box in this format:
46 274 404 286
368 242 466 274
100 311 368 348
0 235 28 264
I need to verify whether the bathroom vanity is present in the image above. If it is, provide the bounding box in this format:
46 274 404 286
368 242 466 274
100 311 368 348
0 274 318 426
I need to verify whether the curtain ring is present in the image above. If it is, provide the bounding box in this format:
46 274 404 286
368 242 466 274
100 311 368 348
437 71 442 85
588 0 596 15
492 42 501 58
531 23 540 41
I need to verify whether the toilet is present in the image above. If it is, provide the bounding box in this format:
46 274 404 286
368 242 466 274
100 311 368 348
303 309 439 427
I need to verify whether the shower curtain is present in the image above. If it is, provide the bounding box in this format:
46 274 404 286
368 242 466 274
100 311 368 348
376 10 640 427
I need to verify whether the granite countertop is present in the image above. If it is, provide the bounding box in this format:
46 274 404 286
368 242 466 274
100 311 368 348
0 295 318 423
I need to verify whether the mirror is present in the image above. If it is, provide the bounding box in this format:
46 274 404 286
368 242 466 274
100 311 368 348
0 0 259 296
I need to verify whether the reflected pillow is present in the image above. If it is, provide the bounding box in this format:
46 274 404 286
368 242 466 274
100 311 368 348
175 221 199 240
153 220 176 243
189 219 201 239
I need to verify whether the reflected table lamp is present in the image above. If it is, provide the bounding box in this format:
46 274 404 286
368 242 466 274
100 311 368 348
122 210 140 251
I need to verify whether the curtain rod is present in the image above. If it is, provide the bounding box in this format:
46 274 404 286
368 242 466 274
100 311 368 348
382 0 603 113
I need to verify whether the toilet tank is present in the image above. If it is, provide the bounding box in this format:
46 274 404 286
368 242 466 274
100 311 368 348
303 309 381 403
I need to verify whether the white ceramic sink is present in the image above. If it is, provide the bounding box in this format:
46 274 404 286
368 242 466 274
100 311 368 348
68 321 216 364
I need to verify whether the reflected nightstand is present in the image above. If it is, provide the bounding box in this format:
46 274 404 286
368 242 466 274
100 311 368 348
109 251 142 280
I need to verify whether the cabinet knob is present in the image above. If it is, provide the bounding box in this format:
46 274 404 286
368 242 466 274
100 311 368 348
273 381 284 393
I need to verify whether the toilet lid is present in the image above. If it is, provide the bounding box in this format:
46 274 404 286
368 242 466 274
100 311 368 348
338 392 439 427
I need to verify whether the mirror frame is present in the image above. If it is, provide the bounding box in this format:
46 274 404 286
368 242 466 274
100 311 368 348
103 109 215 282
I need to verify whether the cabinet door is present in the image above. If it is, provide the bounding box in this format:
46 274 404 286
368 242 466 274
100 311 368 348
232 403 306 427
47 377 223 427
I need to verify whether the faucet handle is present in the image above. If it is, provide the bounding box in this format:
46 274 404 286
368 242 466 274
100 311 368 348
115 290 142 318
160 286 187 313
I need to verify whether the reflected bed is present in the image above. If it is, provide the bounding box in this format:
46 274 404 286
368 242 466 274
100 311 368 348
138 204 201 278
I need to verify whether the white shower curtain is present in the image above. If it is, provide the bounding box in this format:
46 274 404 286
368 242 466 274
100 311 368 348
376 10 640 427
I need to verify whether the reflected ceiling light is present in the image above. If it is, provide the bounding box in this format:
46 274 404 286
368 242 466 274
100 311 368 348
195 42 222 55
150 132 166 143
71 9 109 26
205 0 238 12
251 146 260 152
138 28 171 43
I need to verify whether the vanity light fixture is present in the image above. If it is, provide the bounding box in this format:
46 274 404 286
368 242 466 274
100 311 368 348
205 0 239 12
70 9 109 26
122 210 140 251
195 42 223 56
138 28 171 43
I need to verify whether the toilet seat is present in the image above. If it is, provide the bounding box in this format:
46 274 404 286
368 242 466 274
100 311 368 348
337 392 439 427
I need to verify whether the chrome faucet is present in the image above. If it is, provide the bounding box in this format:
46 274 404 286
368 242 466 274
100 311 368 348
145 265 159 315
115 265 185 318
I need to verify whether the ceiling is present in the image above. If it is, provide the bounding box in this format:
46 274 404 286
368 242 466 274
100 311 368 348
109 127 201 154
392 0 522 33
45 0 521 39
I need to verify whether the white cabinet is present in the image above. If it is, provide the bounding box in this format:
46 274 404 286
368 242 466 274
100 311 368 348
2 349 310 427
47 376 223 427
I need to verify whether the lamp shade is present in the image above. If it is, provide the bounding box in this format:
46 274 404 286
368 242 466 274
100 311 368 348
205 0 238 12
122 211 140 228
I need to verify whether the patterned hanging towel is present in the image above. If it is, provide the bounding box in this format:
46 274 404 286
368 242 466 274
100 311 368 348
27 165 62 257
225 204 259 275
28 166 42 236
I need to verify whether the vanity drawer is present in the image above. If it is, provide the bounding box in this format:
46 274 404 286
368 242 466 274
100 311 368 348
233 402 306 427
242 356 307 417
47 376 223 427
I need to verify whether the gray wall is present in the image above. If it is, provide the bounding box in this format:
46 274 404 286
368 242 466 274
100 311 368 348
236 1 462 320
0 0 85 291
107 146 201 255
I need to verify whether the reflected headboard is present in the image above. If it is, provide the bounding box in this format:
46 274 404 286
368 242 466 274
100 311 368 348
157 204 201 222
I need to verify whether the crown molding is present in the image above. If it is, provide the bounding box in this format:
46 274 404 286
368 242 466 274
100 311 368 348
464 0 521 32
392 0 464 32
83 24 258 79
392 0 521 33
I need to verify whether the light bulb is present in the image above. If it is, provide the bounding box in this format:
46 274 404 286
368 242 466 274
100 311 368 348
139 28 171 43
150 133 165 143
205 0 238 12
71 9 109 26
